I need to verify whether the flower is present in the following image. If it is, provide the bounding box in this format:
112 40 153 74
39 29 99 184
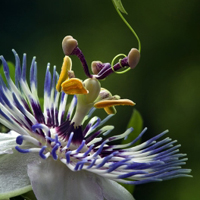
0 37 191 200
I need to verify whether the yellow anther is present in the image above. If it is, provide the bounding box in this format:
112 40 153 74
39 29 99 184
104 106 117 115
56 56 72 92
94 99 135 108
61 78 88 95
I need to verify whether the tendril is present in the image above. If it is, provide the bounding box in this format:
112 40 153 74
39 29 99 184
111 54 131 74
112 0 141 53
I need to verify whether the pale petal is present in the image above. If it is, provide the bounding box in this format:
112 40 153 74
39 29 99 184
0 149 38 199
96 176 135 200
28 158 103 200
0 131 19 154
28 158 135 200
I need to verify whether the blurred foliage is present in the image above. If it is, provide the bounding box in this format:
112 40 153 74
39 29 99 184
0 62 15 133
112 0 128 14
21 191 37 200
10 190 37 200
0 0 199 199
124 109 143 146
0 61 15 84
0 124 9 133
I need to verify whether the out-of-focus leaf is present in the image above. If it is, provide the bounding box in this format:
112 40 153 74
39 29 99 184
112 0 128 14
125 109 143 145
120 109 143 194
0 62 15 84
0 124 9 133
39 98 44 111
21 190 37 200
122 109 143 146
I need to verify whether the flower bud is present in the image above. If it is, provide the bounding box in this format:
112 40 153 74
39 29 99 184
62 35 78 55
128 48 140 69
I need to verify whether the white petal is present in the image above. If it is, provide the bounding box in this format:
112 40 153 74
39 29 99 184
28 158 135 200
0 149 38 199
96 176 135 200
0 131 19 154
28 158 103 200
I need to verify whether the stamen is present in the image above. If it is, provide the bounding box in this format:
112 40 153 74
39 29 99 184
94 99 135 108
56 56 72 92
61 78 88 95
104 106 117 115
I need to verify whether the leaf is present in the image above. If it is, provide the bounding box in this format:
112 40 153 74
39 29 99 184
112 0 128 14
39 98 44 111
21 190 37 200
0 124 9 132
125 109 143 145
0 61 15 84
120 109 143 194
121 109 143 147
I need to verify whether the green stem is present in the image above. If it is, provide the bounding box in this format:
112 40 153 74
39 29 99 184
112 0 141 53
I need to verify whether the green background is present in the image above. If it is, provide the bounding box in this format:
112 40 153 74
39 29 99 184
1 0 199 199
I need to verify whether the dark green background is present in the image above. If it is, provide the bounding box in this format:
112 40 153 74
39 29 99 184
1 0 199 199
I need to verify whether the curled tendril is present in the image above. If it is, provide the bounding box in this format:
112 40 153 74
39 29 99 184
112 0 141 53
111 54 131 74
